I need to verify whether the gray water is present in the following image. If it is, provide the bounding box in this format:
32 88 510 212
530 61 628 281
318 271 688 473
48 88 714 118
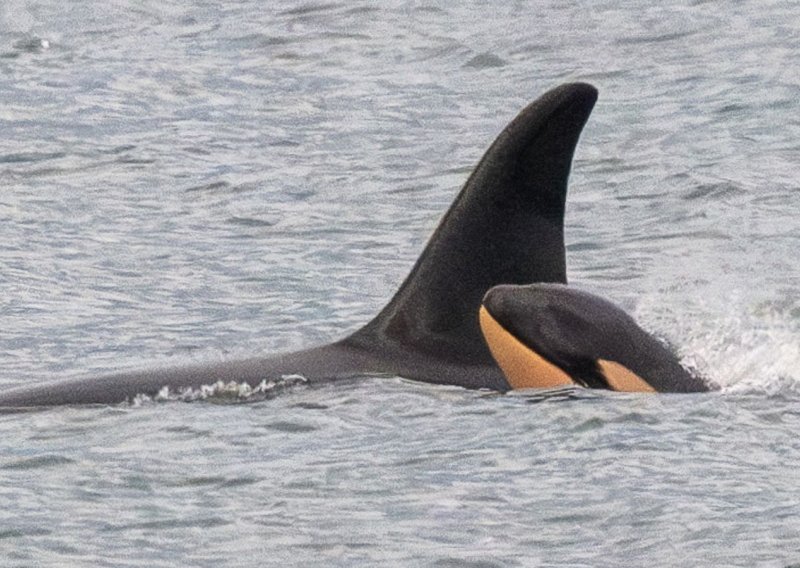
1 1 799 566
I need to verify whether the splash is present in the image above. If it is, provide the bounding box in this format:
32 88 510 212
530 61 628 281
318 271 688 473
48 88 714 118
700 325 800 396
636 292 800 396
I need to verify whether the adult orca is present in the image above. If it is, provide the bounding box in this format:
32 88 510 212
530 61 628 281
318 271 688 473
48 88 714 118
479 283 711 392
0 82 598 407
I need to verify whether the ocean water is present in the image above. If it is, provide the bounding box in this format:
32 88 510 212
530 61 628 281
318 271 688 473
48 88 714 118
1 1 799 566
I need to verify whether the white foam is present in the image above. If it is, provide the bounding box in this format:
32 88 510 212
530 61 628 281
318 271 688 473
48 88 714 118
130 375 308 406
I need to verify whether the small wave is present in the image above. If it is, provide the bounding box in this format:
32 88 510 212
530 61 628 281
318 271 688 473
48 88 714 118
185 180 231 193
0 151 65 164
506 385 596 404
9 36 50 54
262 420 318 433
0 527 51 540
1 454 74 470
616 30 696 46
280 3 342 17
130 375 307 406
102 516 230 533
463 52 506 69
226 216 278 228
682 181 744 201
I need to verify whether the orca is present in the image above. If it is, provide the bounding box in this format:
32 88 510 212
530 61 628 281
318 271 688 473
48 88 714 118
0 82 598 406
479 283 711 392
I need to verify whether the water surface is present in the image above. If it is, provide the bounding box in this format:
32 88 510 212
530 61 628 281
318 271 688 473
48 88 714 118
1 1 799 565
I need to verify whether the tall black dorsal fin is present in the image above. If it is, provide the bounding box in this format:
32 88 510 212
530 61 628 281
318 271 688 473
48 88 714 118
349 83 598 366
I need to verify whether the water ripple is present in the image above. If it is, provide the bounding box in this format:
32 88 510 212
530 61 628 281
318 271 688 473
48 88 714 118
1 0 800 565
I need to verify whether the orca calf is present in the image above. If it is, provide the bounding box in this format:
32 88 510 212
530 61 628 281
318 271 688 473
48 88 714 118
479 284 710 393
0 82 600 406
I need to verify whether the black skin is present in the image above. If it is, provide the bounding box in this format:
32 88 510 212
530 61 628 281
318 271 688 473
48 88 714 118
482 283 712 393
0 83 598 406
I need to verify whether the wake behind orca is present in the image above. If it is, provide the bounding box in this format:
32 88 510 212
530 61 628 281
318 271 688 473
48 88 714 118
0 82 708 407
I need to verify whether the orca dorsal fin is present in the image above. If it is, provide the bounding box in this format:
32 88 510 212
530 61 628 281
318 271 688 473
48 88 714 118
350 83 598 367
